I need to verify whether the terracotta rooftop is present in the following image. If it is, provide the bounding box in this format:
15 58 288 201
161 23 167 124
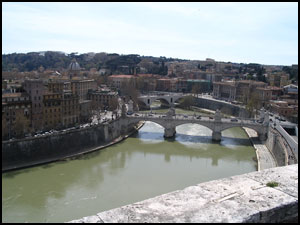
109 75 136 78
2 92 29 98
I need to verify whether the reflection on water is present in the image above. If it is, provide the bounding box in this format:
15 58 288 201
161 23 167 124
2 121 257 223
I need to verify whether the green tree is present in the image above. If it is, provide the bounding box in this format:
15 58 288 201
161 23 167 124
179 95 195 110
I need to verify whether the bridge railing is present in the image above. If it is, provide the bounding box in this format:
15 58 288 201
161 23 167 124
132 113 259 123
276 124 298 161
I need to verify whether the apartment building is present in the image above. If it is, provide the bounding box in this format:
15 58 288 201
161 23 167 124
2 92 31 139
88 89 119 111
43 91 62 130
70 78 97 101
108 75 136 89
213 80 267 103
23 79 46 132
61 90 80 127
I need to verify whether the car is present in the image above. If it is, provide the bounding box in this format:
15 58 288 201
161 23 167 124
184 115 188 118
269 118 273 122
134 113 139 116
196 116 201 119
209 117 213 119
230 118 238 122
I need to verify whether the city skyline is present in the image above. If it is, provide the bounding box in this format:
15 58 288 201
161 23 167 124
2 2 298 66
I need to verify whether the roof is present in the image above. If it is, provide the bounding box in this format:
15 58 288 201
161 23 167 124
68 59 81 71
109 75 135 78
283 84 298 89
2 92 29 98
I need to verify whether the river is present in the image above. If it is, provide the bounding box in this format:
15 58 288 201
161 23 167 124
2 108 257 223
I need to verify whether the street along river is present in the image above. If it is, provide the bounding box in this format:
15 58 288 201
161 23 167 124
2 109 257 223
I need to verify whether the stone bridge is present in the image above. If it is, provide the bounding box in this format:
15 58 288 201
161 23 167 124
138 92 184 108
125 109 269 141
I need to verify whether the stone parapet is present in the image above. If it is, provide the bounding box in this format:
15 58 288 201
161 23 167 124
69 164 298 223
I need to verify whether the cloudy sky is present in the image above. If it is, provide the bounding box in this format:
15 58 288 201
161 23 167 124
2 2 298 65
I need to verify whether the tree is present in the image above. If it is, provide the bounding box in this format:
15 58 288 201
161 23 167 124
108 98 119 111
245 92 260 117
179 95 194 110
191 84 201 97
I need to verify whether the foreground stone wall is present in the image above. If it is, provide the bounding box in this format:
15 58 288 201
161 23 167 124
2 118 136 172
69 164 298 223
266 128 289 167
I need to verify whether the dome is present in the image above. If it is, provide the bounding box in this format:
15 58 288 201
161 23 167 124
68 59 81 71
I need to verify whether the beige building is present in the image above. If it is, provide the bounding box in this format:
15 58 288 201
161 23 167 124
43 91 62 130
213 80 267 103
70 78 97 101
108 75 136 89
2 92 32 139
23 79 46 132
88 89 118 111
269 100 298 118
61 90 80 127
267 72 289 87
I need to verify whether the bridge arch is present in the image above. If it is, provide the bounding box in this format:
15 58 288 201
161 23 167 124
219 124 261 135
172 121 215 132
154 98 171 107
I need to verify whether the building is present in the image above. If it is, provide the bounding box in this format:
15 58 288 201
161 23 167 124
156 78 172 92
108 75 136 89
61 90 80 128
79 100 92 123
23 79 46 132
2 92 32 139
283 84 298 94
48 80 71 93
269 100 298 118
213 80 267 103
255 87 273 109
187 79 211 93
43 91 62 130
70 78 97 102
267 72 289 87
88 89 119 111
68 58 81 79
212 81 236 101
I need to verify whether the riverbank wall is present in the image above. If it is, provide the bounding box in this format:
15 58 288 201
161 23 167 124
69 164 298 223
2 117 140 172
194 97 250 118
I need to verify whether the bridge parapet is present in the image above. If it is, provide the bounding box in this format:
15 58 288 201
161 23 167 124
126 112 268 141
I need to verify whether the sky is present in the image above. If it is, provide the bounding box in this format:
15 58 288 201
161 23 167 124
2 2 298 65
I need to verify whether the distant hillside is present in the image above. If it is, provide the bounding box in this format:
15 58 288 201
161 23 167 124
2 51 186 75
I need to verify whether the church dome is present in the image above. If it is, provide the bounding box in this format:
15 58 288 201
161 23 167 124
68 59 81 71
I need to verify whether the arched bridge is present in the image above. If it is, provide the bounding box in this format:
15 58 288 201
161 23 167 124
126 112 269 141
138 92 184 108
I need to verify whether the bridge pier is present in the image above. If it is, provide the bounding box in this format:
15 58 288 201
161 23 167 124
212 131 222 142
164 127 176 138
258 132 267 141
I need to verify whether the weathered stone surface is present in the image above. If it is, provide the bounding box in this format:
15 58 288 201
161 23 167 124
68 164 298 223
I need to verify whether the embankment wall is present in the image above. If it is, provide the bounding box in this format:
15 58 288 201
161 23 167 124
2 118 136 172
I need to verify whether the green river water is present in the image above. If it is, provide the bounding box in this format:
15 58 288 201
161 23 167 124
2 108 257 223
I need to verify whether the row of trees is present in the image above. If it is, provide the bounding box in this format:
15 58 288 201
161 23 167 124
2 51 173 76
